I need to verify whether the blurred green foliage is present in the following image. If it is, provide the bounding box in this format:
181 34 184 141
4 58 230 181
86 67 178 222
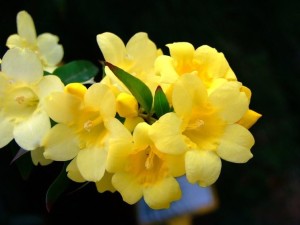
1 0 300 224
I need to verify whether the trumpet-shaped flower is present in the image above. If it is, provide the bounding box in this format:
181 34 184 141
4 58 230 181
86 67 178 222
6 10 64 72
42 82 118 184
97 32 161 130
106 119 185 209
150 74 256 187
97 32 160 93
0 48 64 150
155 42 236 88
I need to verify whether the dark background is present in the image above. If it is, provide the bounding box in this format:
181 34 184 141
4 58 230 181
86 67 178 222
1 0 300 224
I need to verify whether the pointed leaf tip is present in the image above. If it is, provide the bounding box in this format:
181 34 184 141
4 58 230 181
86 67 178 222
103 61 153 113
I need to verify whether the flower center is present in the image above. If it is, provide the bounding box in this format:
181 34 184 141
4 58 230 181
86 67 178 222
83 116 103 132
186 118 205 130
4 86 39 120
145 149 155 170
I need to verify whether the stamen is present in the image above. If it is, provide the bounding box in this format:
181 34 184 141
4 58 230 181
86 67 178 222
186 119 205 130
15 96 25 104
145 150 155 170
84 120 93 132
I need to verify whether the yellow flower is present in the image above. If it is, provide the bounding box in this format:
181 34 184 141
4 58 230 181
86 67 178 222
6 10 64 72
155 42 237 102
106 119 185 209
97 32 160 93
150 74 256 187
97 32 163 130
42 82 117 183
0 48 64 150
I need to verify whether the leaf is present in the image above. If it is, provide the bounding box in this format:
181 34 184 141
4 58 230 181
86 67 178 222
104 62 153 113
46 162 71 212
53 60 99 84
153 86 171 118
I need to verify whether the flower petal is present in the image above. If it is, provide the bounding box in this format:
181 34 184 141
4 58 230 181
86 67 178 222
13 110 51 150
36 75 64 100
37 33 64 66
6 34 26 49
44 92 81 124
209 80 248 124
76 147 107 182
155 55 178 84
149 113 187 154
238 109 262 129
66 158 86 182
17 11 37 44
84 83 116 120
112 172 143 204
166 42 195 63
133 122 152 150
30 147 52 166
185 150 221 187
143 176 181 209
43 124 80 161
126 32 157 72
106 119 133 172
194 45 236 81
95 171 116 193
0 111 14 148
172 73 207 118
1 48 43 83
96 32 126 65
216 124 254 163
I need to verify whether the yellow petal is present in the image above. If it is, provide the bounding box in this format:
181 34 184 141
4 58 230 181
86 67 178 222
17 11 37 44
209 80 248 124
112 172 143 204
31 147 52 166
66 159 86 182
6 34 27 49
13 110 50 150
238 109 262 129
96 32 126 64
95 171 116 193
116 92 138 118
36 75 64 100
84 83 116 120
64 83 87 99
217 124 254 163
185 150 221 187
43 124 80 160
149 113 188 155
1 48 43 83
106 119 133 172
172 73 207 118
0 112 14 148
155 55 178 84
167 42 195 62
143 176 181 209
164 153 186 177
194 45 236 81
37 33 64 66
124 116 144 132
133 122 152 150
76 146 107 182
44 92 81 124
126 32 157 71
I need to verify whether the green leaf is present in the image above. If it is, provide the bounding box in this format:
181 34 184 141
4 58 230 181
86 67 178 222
53 60 99 84
153 86 171 118
46 162 71 212
104 62 153 113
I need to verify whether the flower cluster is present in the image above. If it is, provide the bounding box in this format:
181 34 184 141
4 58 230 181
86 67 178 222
0 11 261 209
